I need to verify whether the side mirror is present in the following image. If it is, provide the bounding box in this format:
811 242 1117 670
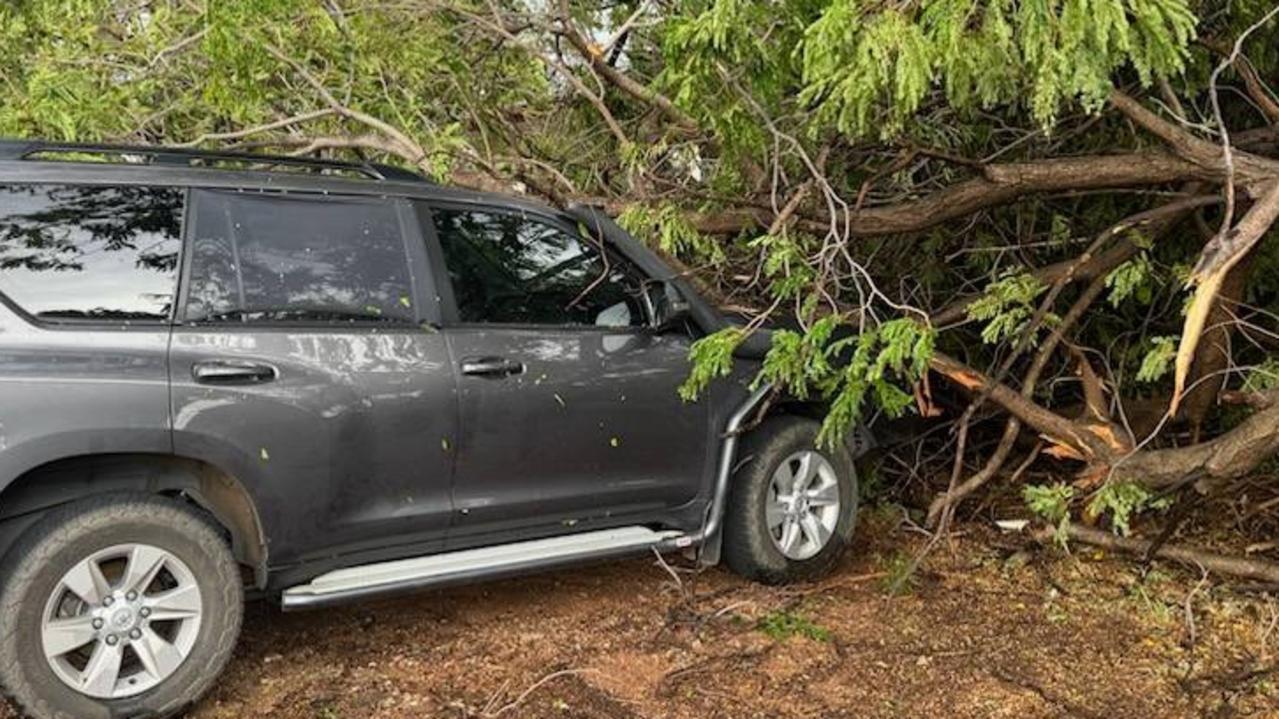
649 281 692 332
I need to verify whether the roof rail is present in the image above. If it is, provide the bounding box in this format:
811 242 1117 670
0 138 432 183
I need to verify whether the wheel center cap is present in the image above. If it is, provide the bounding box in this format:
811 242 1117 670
110 608 135 630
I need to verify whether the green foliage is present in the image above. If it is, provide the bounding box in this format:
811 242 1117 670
682 316 933 449
1026 480 1167 543
757 609 832 641
617 203 723 262
966 271 1048 344
750 233 816 299
806 319 933 445
1023 483 1074 546
802 7 934 138
679 327 746 401
880 549 921 596
1136 336 1178 383
1105 252 1156 307
1086 482 1169 536
1125 569 1176 624
1241 358 1279 393
793 0 1198 137
814 318 935 448
0 1 546 174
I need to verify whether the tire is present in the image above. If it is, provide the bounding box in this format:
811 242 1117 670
722 416 858 584
0 493 243 719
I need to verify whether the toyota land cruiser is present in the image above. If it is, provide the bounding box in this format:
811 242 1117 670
0 139 867 719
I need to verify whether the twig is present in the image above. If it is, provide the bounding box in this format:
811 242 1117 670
1183 566 1210 650
260 41 428 166
483 669 595 718
650 547 691 603
175 109 337 147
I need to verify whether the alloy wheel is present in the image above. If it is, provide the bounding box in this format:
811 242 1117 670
766 450 842 560
41 543 203 699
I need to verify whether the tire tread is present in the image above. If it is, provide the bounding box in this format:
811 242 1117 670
722 417 857 585
0 494 242 719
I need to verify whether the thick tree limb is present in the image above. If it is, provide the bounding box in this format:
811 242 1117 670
1236 125 1279 157
929 352 1120 462
1113 390 1279 490
931 351 1279 495
1110 90 1279 196
1181 257 1254 440
606 152 1218 237
1032 523 1279 584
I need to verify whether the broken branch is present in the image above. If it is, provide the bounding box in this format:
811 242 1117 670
1032 523 1279 584
1173 181 1279 414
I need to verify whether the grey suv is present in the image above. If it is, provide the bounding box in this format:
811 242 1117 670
0 140 866 719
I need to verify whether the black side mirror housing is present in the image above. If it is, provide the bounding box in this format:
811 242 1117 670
649 281 692 332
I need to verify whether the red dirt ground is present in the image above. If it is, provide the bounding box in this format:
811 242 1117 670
5 512 1279 718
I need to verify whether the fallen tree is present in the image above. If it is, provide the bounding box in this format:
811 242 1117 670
3 0 1279 580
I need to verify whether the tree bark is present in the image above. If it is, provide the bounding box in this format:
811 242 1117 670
929 352 1123 461
1033 523 1279 583
1173 181 1279 412
929 357 1279 494
599 152 1218 237
1113 390 1279 490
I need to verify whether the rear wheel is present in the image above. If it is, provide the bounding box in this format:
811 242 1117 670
0 494 242 719
722 417 858 584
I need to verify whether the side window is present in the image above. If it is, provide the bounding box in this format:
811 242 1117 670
432 208 648 327
0 184 182 322
185 191 415 325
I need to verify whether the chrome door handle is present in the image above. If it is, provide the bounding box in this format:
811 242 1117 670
192 360 278 385
459 356 525 377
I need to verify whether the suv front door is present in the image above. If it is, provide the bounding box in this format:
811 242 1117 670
170 189 456 566
423 205 714 547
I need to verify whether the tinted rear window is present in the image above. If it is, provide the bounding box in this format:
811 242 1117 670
0 184 183 322
185 191 415 325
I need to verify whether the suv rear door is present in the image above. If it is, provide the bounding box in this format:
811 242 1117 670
421 204 715 547
170 189 456 566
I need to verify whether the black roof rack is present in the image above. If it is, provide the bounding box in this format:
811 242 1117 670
0 138 431 183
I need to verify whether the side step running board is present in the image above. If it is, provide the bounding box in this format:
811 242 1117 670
281 526 690 610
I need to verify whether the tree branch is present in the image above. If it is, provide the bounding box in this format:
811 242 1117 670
929 352 1118 462
1173 180 1279 412
175 108 337 148
930 193 1220 327
604 152 1218 237
1110 89 1279 197
1033 523 1279 584
1200 38 1279 125
260 41 429 167
557 7 698 130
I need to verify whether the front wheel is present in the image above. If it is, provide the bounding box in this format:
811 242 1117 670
722 417 858 584
0 494 243 719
